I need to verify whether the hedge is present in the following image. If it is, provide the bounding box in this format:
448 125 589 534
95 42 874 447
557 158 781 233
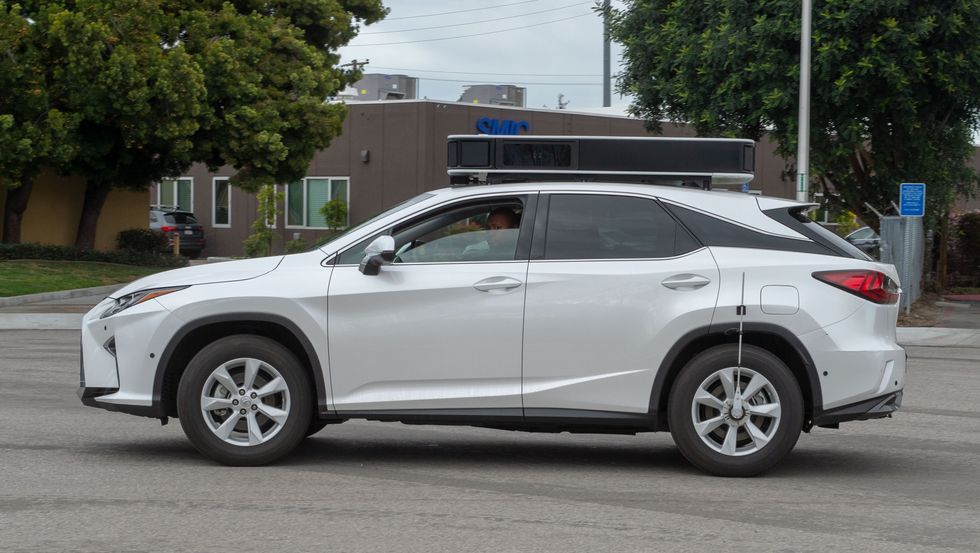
0 243 188 268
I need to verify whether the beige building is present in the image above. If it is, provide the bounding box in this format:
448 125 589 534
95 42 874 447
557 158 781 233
0 170 148 251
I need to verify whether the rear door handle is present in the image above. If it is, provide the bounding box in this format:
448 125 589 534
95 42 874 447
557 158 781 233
473 276 523 292
662 274 711 290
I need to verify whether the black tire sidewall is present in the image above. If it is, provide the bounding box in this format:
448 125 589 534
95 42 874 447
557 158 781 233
668 344 803 477
177 335 313 466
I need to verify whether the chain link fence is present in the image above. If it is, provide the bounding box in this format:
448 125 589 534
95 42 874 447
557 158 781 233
879 216 924 312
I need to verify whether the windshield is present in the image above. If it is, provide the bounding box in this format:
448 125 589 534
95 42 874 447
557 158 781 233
313 193 434 252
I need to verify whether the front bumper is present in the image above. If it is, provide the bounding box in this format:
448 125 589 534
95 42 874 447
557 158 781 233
77 386 163 418
78 296 181 419
812 390 903 426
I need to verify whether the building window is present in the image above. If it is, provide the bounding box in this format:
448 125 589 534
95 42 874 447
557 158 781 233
158 177 193 211
212 178 231 227
286 177 349 228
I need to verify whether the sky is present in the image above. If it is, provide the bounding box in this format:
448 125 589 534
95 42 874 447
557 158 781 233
337 0 632 111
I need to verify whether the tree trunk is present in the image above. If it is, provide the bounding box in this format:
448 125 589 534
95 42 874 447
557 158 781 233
74 182 112 250
2 176 35 244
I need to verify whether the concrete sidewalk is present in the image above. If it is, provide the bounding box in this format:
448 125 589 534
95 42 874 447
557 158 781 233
895 327 980 348
0 289 113 329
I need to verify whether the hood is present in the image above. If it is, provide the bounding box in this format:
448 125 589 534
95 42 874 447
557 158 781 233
110 256 284 298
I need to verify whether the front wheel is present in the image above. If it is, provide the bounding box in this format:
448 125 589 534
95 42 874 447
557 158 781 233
668 344 803 477
177 335 313 466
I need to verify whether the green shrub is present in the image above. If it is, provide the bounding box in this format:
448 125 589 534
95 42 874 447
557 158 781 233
0 243 187 268
284 237 308 254
834 210 860 237
320 198 348 230
117 228 166 253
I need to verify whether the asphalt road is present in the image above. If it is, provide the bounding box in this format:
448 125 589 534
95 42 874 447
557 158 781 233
1 330 978 552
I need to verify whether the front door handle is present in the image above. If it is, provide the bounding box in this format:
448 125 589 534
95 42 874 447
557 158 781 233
662 274 711 290
473 276 523 292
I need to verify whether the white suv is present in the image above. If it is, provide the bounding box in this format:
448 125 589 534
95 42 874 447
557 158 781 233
79 182 905 476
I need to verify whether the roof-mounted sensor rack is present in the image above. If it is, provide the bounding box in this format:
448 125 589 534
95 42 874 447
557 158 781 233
447 135 755 190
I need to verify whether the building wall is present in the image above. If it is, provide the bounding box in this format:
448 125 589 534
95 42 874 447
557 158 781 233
1 170 148 250
157 100 978 256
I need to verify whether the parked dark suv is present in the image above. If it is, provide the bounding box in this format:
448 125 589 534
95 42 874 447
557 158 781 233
149 207 206 259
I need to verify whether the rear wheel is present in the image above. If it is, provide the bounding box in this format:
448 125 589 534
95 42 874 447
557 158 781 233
177 335 312 465
668 344 803 477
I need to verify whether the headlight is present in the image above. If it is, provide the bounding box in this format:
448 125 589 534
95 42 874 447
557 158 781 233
100 286 188 319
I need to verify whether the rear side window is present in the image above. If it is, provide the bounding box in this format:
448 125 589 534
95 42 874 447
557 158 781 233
543 194 699 260
763 207 871 260
666 204 834 256
163 213 198 225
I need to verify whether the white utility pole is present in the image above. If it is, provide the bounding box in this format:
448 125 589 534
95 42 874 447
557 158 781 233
602 0 611 107
795 0 812 203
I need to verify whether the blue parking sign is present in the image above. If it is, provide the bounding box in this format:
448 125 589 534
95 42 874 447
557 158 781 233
899 183 925 217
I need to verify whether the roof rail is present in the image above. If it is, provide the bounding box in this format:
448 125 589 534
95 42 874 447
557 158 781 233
446 135 755 189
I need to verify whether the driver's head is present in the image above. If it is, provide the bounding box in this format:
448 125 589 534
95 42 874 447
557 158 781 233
487 208 519 231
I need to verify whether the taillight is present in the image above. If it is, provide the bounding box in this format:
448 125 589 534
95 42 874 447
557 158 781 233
812 270 899 304
160 225 176 233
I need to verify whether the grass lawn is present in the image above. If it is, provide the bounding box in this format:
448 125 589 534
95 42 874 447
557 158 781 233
0 260 165 297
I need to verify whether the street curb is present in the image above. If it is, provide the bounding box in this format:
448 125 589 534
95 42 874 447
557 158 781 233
0 284 123 308
897 327 980 348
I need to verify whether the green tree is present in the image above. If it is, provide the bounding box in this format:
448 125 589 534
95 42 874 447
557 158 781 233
243 184 282 257
0 4 77 243
609 0 980 231
2 0 385 249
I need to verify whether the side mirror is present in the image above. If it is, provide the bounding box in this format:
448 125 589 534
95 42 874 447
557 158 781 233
358 235 395 275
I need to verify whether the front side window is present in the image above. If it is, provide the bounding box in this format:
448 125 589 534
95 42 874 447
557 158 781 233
338 197 525 265
158 177 193 211
286 177 350 228
213 178 230 227
543 194 698 260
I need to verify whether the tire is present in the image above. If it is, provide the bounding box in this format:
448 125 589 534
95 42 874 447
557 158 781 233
177 335 313 466
668 344 803 477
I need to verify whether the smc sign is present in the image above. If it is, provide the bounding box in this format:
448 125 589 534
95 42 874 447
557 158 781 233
476 117 530 135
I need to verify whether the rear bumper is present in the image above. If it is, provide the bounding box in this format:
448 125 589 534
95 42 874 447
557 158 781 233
812 390 903 426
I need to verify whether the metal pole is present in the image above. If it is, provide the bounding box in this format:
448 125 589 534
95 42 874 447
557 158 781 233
903 217 913 315
602 0 611 107
795 0 812 202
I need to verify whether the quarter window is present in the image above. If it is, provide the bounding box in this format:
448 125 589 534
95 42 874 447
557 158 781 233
286 177 350 228
543 194 698 260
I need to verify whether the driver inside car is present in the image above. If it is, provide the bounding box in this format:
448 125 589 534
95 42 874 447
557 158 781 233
462 207 520 255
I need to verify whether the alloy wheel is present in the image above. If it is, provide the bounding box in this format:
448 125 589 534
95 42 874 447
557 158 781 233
199 358 291 447
690 366 781 456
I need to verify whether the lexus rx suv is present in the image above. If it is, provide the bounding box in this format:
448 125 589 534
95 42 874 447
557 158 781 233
80 183 905 476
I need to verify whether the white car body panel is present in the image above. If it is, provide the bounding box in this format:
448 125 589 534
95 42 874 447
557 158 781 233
327 262 527 411
111 255 284 298
522 248 720 413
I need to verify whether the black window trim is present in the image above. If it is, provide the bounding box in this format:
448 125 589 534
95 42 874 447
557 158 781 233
661 200 840 257
763 205 870 260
